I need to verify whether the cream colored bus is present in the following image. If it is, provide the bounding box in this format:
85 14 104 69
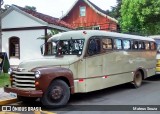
5 30 156 108
149 35 160 74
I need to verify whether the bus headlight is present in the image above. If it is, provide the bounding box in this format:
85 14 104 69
35 71 41 78
8 68 13 75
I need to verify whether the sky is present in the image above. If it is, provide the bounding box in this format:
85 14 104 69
2 0 117 18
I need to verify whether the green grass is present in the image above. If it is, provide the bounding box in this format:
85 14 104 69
0 73 10 87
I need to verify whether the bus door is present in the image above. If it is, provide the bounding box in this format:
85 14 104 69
85 37 103 91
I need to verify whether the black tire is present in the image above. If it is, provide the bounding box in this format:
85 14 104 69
17 96 37 103
132 71 143 88
41 80 70 108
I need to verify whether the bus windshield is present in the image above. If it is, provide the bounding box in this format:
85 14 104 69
155 39 160 53
41 39 85 56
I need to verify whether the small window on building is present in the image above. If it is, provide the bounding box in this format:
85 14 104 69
76 26 85 30
102 38 112 49
123 39 131 50
80 6 86 17
145 42 150 50
92 26 100 30
114 39 122 49
9 37 20 58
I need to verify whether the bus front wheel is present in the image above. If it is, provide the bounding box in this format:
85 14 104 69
132 71 143 88
41 79 70 108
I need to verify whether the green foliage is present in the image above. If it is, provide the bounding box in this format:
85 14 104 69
50 29 59 35
120 0 160 35
37 29 59 40
106 0 122 20
25 5 37 11
0 73 10 87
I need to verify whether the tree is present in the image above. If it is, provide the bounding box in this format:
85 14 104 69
120 0 160 35
37 29 59 40
106 0 122 20
24 5 37 11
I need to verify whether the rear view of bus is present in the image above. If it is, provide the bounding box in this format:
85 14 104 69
149 35 160 74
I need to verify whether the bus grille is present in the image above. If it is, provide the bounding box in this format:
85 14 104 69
12 72 35 90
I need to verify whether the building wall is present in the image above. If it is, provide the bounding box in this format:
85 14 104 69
2 30 44 66
62 0 117 31
2 10 43 28
2 10 46 66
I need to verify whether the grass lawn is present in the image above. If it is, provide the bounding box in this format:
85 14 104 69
0 73 10 87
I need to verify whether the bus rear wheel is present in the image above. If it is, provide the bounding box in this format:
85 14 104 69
132 71 143 88
41 79 70 108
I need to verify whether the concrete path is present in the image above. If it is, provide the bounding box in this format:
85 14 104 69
0 88 17 105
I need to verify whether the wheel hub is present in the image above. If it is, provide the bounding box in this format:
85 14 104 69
135 73 142 86
51 86 63 100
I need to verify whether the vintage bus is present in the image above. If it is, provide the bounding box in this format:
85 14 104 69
149 35 160 74
5 30 156 108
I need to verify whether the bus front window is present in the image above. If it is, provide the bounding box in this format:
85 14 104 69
41 39 85 56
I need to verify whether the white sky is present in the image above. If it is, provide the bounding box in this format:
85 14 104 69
2 0 117 18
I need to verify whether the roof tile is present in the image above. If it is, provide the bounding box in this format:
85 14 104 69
14 5 75 29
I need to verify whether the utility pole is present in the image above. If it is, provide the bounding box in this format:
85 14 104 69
0 0 4 52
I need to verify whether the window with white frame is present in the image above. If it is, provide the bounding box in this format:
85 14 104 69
80 6 86 17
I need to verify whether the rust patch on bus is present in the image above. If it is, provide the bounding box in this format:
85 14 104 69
31 67 74 94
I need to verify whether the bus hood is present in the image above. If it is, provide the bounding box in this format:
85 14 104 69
17 56 80 72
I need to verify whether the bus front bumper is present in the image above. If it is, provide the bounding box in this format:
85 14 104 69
4 86 43 97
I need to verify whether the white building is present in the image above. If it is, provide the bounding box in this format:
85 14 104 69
1 5 73 67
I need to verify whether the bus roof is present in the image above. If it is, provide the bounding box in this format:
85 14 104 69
48 30 155 42
149 35 160 39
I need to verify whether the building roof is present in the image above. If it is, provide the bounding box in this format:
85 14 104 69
61 0 118 23
2 5 75 30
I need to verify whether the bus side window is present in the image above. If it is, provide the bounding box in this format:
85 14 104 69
88 38 100 55
145 42 150 50
139 41 145 50
132 41 138 49
150 42 156 50
123 39 131 50
102 38 112 49
114 39 122 49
